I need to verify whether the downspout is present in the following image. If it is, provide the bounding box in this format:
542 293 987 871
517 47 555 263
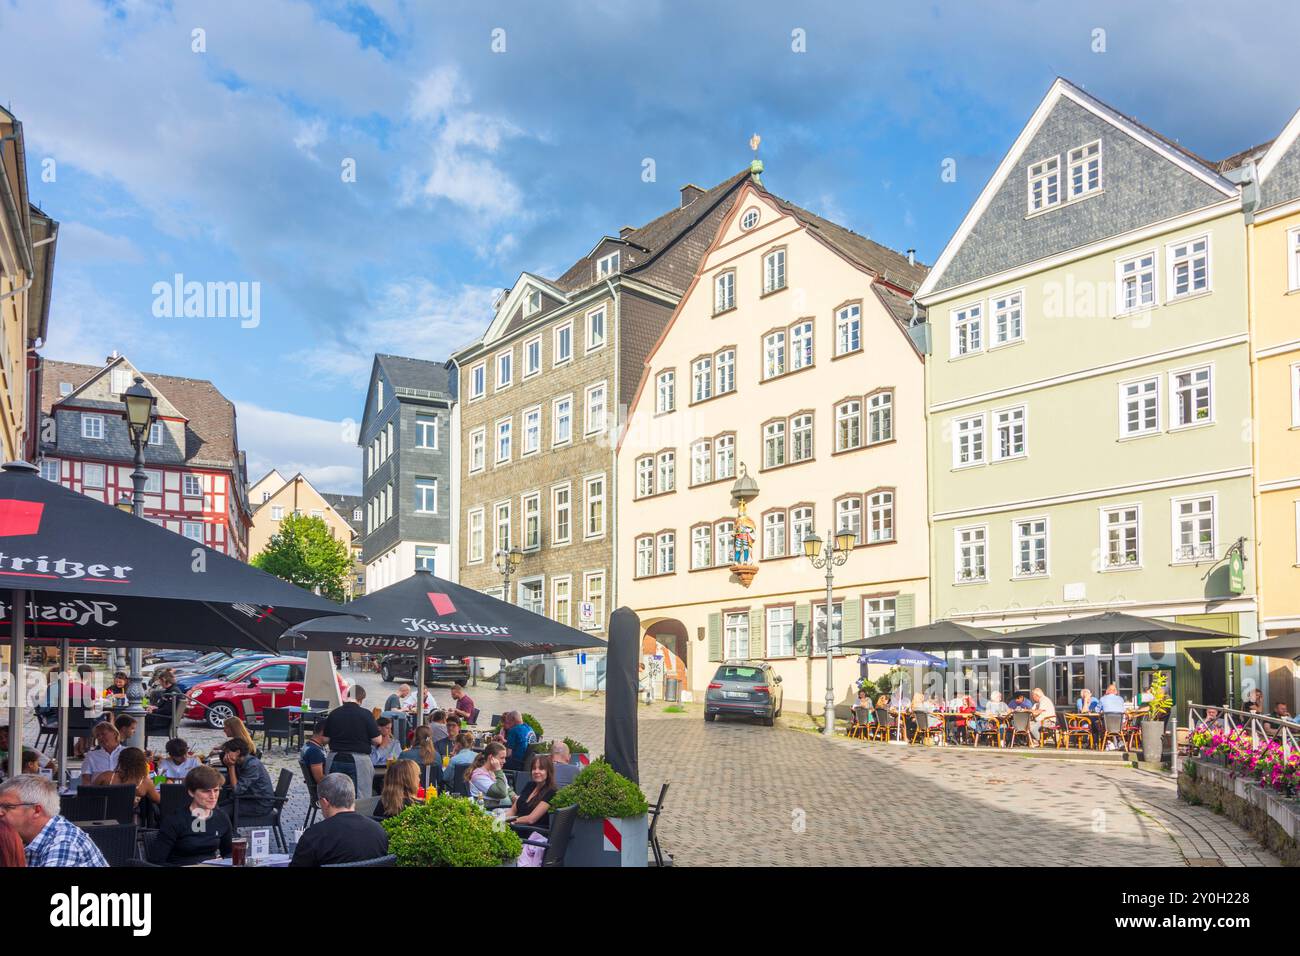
918 297 938 630
1240 165 1267 664
606 277 619 625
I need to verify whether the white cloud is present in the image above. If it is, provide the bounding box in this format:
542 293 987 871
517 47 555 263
236 400 362 494
57 222 146 264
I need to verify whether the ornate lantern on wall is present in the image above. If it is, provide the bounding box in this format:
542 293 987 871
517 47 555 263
728 464 760 587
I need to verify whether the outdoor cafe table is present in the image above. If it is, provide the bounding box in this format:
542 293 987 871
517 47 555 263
292 708 329 749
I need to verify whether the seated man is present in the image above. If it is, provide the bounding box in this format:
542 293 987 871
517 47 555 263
78 722 124 781
1198 707 1224 731
427 711 449 744
1097 684 1127 713
0 774 107 866
500 711 537 773
394 684 418 711
1008 693 1033 710
290 773 389 867
1273 703 1296 724
449 682 476 722
1028 688 1057 744
549 740 582 787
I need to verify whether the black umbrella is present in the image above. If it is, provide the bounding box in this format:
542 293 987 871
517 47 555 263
841 621 1006 701
279 568 608 725
0 460 353 778
1215 632 1300 661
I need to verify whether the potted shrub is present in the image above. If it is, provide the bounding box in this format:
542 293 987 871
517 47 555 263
1140 672 1172 764
551 759 649 867
381 794 522 867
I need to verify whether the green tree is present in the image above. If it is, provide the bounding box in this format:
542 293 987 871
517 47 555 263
251 513 350 601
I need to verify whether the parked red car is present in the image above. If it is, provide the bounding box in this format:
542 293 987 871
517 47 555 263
184 656 346 729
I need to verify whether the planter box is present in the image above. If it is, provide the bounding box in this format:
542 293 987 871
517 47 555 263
563 814 648 867
1179 758 1300 866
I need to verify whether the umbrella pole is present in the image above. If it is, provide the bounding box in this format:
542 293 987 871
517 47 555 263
416 648 426 732
58 639 69 791
7 589 26 780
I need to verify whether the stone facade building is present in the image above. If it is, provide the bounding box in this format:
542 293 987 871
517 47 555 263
359 353 458 590
453 171 752 640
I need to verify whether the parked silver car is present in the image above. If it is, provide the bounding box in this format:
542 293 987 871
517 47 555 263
704 660 783 726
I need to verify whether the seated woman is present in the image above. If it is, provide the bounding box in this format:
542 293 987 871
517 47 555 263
506 754 557 834
91 746 161 820
850 690 873 730
466 742 514 808
209 717 257 761
399 725 438 778
148 765 234 866
371 717 403 767
373 759 421 819
954 694 977 744
442 732 477 788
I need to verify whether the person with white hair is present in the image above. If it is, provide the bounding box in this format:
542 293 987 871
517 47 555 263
549 741 581 787
289 773 388 867
0 774 107 867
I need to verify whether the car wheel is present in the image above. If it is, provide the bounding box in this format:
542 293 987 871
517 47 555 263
381 664 392 682
704 713 716 722
206 702 237 730
762 715 775 727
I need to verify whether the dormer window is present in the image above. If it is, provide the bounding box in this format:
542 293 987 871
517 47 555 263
59 382 73 396
525 288 542 316
1068 141 1102 198
1027 156 1061 213
597 251 620 278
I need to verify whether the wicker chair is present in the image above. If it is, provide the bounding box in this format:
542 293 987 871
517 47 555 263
1063 714 1093 750
1007 710 1033 748
1100 711 1127 750
910 710 944 746
972 715 1002 748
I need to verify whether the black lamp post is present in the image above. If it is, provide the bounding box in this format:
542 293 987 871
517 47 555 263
803 526 857 737
119 375 157 749
494 546 523 690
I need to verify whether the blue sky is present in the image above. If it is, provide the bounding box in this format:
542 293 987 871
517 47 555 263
3 0 1298 493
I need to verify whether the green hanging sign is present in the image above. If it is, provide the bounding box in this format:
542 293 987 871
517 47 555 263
1228 548 1244 595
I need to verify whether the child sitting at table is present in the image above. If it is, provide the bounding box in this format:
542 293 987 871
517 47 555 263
160 737 200 782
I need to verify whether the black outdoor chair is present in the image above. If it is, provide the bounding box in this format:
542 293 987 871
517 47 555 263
81 822 138 867
353 796 380 817
239 698 264 732
323 854 397 867
421 762 441 790
299 759 321 829
647 782 670 867
1100 711 1127 751
35 713 60 753
541 805 578 867
158 783 190 821
1007 710 1033 748
72 784 136 825
468 707 481 726
261 707 295 752
230 768 292 851
487 713 502 730
452 763 470 797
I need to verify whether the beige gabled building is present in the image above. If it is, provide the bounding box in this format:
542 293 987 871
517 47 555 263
248 471 363 596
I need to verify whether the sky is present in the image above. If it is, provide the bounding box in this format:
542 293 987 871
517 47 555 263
2 0 1298 494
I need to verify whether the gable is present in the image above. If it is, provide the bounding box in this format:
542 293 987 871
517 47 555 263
359 358 389 436
1259 124 1300 211
64 358 186 422
926 84 1234 297
710 187 792 253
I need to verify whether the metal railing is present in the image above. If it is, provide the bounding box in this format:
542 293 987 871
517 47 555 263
1184 701 1296 774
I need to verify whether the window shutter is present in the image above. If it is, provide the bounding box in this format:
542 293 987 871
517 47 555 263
895 593 915 631
794 604 811 656
842 598 862 648
708 613 722 662
749 608 764 659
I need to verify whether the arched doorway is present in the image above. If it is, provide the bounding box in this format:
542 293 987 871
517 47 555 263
641 617 690 701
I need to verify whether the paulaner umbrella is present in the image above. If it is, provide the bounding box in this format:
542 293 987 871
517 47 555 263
858 648 947 743
0 461 354 778
279 568 607 727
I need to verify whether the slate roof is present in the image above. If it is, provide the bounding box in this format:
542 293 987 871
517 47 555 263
41 358 244 470
374 354 453 396
321 492 364 537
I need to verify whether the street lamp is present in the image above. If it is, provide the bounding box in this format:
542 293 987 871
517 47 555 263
493 546 523 690
119 376 156 750
803 526 856 737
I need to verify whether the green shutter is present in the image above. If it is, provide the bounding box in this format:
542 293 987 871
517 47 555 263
895 594 915 631
708 613 722 662
749 608 764 659
842 598 861 649
794 604 811 656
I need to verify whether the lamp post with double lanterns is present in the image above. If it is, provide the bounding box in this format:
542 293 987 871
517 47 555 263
803 527 857 737
118 376 157 750
493 546 523 690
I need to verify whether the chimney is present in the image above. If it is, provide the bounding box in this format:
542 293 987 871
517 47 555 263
906 249 916 266
679 184 704 207
619 225 635 238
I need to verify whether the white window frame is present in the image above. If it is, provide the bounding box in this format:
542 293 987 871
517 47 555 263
182 521 205 543
691 525 712 569
763 330 786 380
656 531 676 575
414 477 438 514
1027 155 1061 213
835 400 862 452
522 405 542 456
521 491 541 551
812 602 843 657
583 571 606 628
1118 376 1161 438
952 413 986 468
553 321 573 366
636 456 654 499
1288 227 1300 292
692 356 712 403
766 606 795 658
714 520 735 568
1291 363 1300 428
523 335 542 378
149 422 163 446
468 508 485 563
524 288 542 317
39 458 60 483
866 491 894 544
865 598 897 638
867 392 892 445
596 251 620 278
584 474 606 539
469 427 486 474
82 462 105 488
655 371 675 414
1171 494 1217 564
763 510 787 559
469 362 486 400
714 433 736 480
416 414 438 450
950 302 983 358
1011 516 1049 579
584 382 607 436
272 505 284 522
143 469 162 494
836 303 861 356
1165 234 1211 301
763 420 786 469
494 500 512 554
1067 141 1102 199
991 405 1027 463
836 496 862 546
495 349 513 391
954 524 989 583
1115 249 1157 315
724 611 749 660
1099 503 1142 571
791 506 814 552
553 394 573 446
586 306 607 353
791 413 814 462
990 289 1024 347
715 349 736 395
790 320 814 370
1169 364 1214 430
655 451 675 495
182 474 203 497
690 440 712 486
551 575 572 626
763 248 787 294
551 484 572 546
714 271 735 313
495 417 513 464
81 414 105 440
517 576 545 616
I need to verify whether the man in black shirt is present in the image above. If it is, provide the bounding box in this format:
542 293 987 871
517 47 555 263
321 685 382 796
290 772 389 867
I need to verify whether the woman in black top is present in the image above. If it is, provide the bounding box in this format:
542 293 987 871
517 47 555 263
149 766 234 866
506 755 556 832
373 759 421 819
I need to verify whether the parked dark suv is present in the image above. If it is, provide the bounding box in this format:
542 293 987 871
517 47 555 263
379 653 471 685
704 660 783 726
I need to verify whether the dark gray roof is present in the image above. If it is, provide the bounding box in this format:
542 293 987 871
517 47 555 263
321 492 364 536
375 354 453 395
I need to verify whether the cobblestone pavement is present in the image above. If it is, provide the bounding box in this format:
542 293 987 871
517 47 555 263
20 670 1278 866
